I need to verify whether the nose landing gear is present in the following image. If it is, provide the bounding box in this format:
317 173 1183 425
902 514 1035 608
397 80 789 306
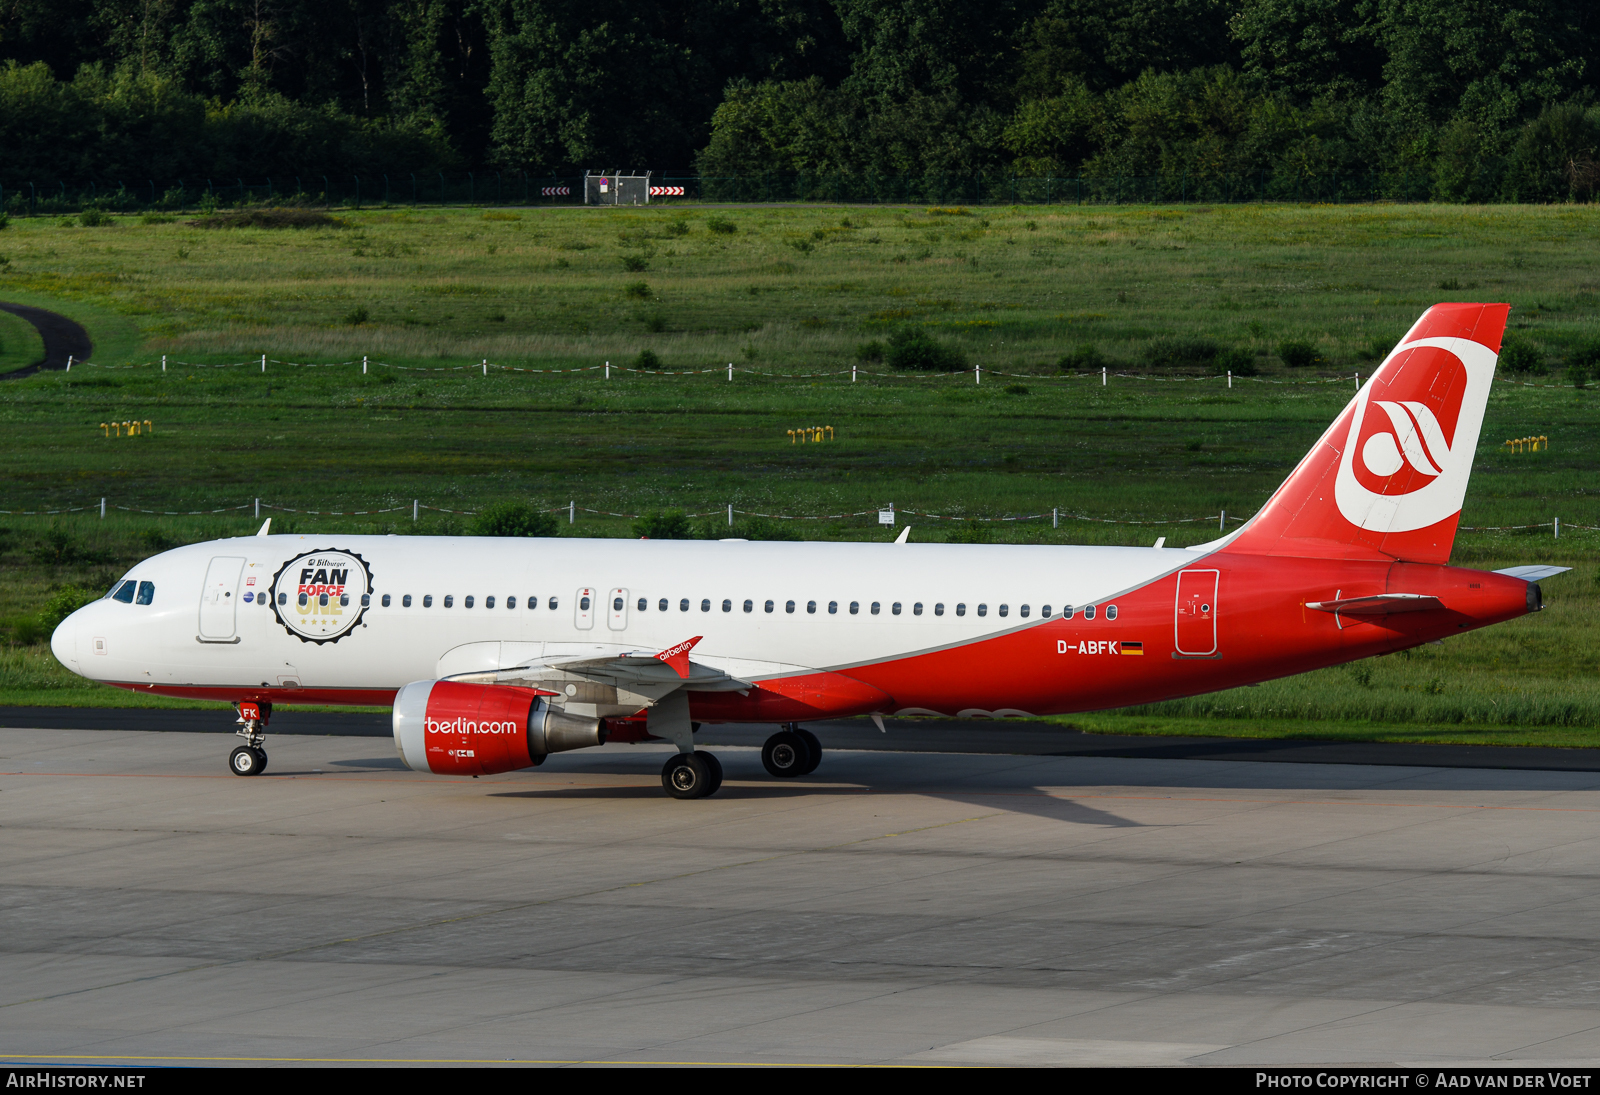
229 700 271 776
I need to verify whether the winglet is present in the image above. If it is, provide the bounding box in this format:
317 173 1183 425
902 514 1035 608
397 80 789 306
894 526 910 544
256 519 271 537
654 635 703 679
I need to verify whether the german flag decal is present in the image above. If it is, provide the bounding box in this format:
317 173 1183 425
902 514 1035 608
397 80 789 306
1121 641 1144 655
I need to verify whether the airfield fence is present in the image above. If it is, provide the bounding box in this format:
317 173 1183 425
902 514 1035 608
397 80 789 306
57 354 1589 392
28 355 1587 533
0 170 1452 216
0 497 1585 537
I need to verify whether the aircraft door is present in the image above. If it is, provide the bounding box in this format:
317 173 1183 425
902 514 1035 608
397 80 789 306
199 556 246 640
607 587 628 630
1174 569 1218 656
574 587 595 630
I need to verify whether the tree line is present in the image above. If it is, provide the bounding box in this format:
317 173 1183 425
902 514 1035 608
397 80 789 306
2 0 1599 201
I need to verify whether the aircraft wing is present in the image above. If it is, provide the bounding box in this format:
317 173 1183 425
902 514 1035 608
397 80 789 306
1305 593 1445 615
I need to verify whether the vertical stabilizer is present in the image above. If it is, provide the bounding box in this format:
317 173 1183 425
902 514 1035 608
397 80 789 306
1222 303 1509 564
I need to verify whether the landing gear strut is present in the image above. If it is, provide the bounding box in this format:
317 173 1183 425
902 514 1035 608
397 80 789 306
229 700 271 776
762 724 822 778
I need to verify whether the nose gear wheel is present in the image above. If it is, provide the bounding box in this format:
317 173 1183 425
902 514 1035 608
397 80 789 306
229 745 267 776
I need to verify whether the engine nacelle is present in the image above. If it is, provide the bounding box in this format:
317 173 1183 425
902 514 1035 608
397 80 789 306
393 680 606 775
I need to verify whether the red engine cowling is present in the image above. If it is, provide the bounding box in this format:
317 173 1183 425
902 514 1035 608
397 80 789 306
393 680 606 775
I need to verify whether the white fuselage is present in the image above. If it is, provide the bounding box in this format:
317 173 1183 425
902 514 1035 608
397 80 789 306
52 534 1189 707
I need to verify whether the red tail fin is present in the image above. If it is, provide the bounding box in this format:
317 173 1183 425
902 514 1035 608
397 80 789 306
1221 303 1509 564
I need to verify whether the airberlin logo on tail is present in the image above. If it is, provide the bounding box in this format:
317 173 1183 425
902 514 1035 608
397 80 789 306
1358 400 1455 484
1334 337 1496 534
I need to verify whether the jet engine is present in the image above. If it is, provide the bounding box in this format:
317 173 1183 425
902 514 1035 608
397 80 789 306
393 679 606 775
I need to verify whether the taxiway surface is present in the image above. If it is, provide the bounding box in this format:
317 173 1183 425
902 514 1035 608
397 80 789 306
4 726 1600 1067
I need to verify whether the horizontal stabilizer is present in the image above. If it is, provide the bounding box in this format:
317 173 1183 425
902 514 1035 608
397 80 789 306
1493 565 1571 582
1306 593 1444 615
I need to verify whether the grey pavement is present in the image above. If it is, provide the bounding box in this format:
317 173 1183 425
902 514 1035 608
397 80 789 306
4 726 1600 1066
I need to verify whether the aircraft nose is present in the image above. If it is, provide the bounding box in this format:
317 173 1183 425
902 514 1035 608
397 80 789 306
50 611 80 672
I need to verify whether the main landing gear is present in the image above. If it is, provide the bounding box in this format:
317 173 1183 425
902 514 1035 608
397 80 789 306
762 724 822 778
661 750 723 799
229 700 271 777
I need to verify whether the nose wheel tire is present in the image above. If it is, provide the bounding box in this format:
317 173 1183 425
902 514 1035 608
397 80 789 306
762 730 814 778
662 751 722 799
229 746 267 776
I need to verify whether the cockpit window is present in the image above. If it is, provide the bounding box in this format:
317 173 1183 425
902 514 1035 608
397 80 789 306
111 581 136 603
135 581 155 605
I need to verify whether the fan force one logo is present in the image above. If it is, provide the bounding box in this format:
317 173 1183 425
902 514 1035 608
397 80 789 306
1334 338 1496 533
269 549 374 644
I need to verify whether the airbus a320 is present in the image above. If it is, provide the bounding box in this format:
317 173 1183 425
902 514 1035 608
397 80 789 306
50 303 1561 798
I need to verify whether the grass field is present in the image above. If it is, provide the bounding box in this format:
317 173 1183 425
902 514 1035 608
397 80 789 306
0 200 1595 744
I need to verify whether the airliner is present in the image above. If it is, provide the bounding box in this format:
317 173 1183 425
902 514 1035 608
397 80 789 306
50 303 1562 798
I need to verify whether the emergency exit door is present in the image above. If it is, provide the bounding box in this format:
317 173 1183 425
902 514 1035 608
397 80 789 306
1174 569 1218 656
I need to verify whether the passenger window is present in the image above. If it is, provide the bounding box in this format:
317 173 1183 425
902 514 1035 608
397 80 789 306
828 601 838 614
955 604 965 616
278 593 287 606
935 603 944 616
701 599 711 612
977 604 988 617
340 594 350 607
507 596 516 609
382 594 392 607
892 602 902 615
1106 605 1118 621
298 593 309 607
722 599 732 613
637 597 647 611
659 599 668 611
914 603 923 616
679 599 689 611
870 602 880 615
743 599 753 613
402 595 412 607
1083 604 1095 620
445 595 456 608
485 596 495 609
807 600 816 614
613 596 623 611
998 604 1008 617
319 594 330 607
764 600 774 613
113 581 135 604
424 595 433 608
1061 605 1074 619
849 601 859 615
528 596 537 609
548 597 557 610
786 600 796 614
136 581 155 605
1019 604 1029 618
1041 605 1051 618
577 595 588 610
